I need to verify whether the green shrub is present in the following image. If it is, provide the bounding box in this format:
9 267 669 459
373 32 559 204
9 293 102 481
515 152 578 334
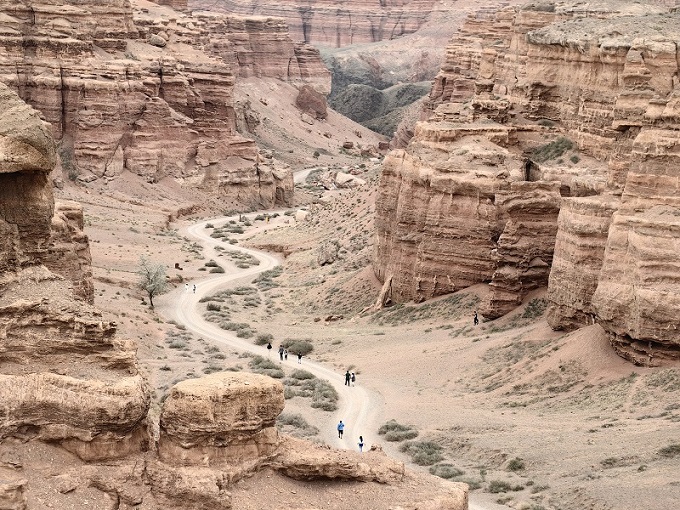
429 463 464 479
207 303 221 311
281 338 314 356
399 441 444 466
507 457 525 472
291 369 315 380
210 266 225 273
532 137 573 163
254 333 273 346
205 260 219 267
379 419 418 441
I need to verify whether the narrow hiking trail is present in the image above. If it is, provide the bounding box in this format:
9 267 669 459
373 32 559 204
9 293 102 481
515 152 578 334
156 213 503 510
157 215 383 451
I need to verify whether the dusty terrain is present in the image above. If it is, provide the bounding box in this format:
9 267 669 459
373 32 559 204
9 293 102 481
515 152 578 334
54 149 680 510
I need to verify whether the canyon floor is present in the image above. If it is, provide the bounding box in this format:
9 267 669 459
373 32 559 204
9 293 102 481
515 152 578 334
48 84 680 510
52 165 680 510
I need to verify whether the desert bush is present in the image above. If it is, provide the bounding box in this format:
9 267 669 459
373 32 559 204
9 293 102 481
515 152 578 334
506 458 525 472
531 137 573 163
291 369 315 380
429 464 464 479
522 298 548 319
205 260 219 267
254 333 274 346
281 338 314 356
277 412 320 437
210 266 225 273
310 380 338 411
207 303 221 312
249 355 284 378
488 480 524 493
570 154 580 164
168 340 187 350
378 419 418 441
399 441 444 466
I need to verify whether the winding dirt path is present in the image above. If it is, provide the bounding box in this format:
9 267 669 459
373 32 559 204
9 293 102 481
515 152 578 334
157 214 498 510
157 215 383 451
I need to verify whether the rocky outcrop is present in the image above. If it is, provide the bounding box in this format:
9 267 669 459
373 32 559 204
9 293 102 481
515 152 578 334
189 0 440 47
273 437 405 483
159 372 284 468
546 196 619 330
0 85 149 460
45 201 94 303
375 1 680 360
591 125 680 365
0 478 27 510
0 0 336 208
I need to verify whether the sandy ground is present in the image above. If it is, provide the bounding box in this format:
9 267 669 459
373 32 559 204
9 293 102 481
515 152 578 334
44 74 680 510
54 165 680 510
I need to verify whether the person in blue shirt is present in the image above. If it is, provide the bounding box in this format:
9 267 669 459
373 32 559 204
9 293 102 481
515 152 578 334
337 420 345 438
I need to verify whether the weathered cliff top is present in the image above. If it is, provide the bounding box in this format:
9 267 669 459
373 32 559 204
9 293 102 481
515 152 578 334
529 12 680 46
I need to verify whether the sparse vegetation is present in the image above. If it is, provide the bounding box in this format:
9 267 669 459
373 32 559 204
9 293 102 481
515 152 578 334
249 355 284 379
429 463 464 479
399 441 444 466
281 338 314 356
531 137 573 163
378 419 419 441
137 256 168 308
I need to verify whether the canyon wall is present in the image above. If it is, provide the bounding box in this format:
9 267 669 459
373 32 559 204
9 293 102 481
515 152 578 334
0 83 149 461
0 0 331 208
374 0 680 362
189 0 439 47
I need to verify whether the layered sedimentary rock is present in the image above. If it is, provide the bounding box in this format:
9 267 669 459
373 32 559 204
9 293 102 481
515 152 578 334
546 196 619 330
376 1 680 357
0 0 334 208
591 124 680 365
159 372 284 468
189 0 439 47
0 84 149 460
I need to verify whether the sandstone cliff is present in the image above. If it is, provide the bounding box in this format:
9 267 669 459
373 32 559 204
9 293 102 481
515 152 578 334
0 0 332 208
0 84 149 461
189 0 439 48
374 0 680 360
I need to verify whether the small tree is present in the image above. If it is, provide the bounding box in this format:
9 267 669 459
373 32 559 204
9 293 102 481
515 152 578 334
137 256 168 308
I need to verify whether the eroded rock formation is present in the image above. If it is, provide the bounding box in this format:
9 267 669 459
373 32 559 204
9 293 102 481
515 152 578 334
374 0 680 360
0 0 334 208
189 0 440 47
0 84 149 461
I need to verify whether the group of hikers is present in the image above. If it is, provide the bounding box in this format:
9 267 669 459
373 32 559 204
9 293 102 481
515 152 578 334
337 420 365 452
265 342 303 363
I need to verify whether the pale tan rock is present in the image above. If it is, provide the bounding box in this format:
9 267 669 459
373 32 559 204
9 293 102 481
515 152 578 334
190 0 440 48
0 477 27 510
547 196 619 330
159 372 284 467
390 493 467 510
44 201 94 303
272 436 405 483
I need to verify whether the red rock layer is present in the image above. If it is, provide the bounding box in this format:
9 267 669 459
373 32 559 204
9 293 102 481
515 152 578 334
189 0 439 47
0 0 332 207
375 1 680 356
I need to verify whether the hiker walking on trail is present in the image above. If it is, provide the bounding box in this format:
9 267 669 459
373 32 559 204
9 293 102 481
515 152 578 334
297 352 302 364
473 310 479 326
278 346 284 361
267 342 273 357
358 435 364 452
345 370 351 386
284 349 288 360
337 420 345 439
351 372 356 386
184 283 189 292
193 284 196 294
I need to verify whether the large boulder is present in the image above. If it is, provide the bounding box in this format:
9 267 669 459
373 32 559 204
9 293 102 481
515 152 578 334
159 372 285 467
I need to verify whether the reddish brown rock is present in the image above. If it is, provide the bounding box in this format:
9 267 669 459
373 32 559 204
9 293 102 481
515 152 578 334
546 196 619 331
189 0 440 47
295 84 328 120
159 372 284 468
